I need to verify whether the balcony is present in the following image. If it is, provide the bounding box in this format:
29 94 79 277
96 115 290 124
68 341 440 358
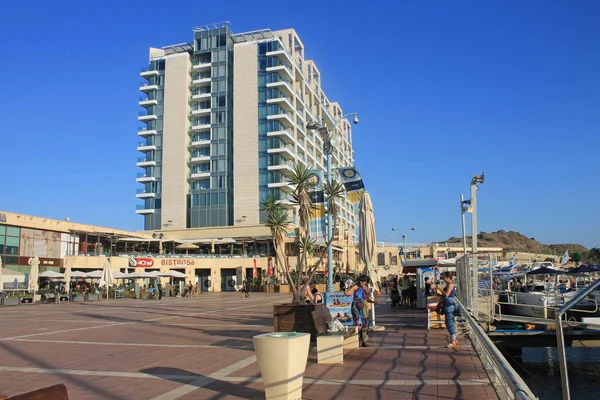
268 161 294 174
135 205 155 214
139 97 158 107
268 181 294 193
190 122 211 132
138 111 157 122
140 82 159 92
266 48 293 65
267 144 295 160
267 95 293 111
266 111 294 127
136 174 156 183
137 142 157 152
191 76 211 86
191 107 211 116
136 189 156 198
190 138 211 148
192 61 211 71
137 157 156 167
190 155 210 163
267 129 294 144
266 80 293 96
140 67 159 78
191 91 211 101
138 127 157 136
189 170 211 179
266 64 293 81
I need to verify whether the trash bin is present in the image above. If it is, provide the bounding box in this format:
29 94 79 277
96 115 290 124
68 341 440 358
253 332 310 400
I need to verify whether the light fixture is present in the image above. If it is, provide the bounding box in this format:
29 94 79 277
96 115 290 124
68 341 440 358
471 172 485 185
306 120 319 130
329 133 342 148
353 115 359 124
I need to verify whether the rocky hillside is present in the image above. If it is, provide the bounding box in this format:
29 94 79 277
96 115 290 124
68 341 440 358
445 230 587 255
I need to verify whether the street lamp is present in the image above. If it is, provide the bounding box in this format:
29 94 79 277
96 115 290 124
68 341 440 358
392 227 415 260
307 113 358 293
470 173 484 254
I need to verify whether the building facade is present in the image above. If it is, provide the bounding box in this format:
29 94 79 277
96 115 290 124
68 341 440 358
136 23 357 245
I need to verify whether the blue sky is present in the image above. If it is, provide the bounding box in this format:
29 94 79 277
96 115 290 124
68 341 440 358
1 1 598 248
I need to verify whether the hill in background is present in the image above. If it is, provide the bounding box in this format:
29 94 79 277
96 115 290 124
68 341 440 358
445 230 588 255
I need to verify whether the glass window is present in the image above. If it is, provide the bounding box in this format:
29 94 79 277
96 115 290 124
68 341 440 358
6 236 19 254
6 227 19 236
0 226 5 235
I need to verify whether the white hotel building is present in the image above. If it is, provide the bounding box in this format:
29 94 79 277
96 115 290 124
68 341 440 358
137 22 358 242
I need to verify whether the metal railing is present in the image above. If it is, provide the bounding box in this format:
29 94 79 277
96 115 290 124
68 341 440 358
456 299 538 399
555 277 600 400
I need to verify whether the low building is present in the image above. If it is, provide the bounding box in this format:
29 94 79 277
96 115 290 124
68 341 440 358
0 210 352 292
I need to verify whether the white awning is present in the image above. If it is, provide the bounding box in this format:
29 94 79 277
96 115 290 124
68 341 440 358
117 238 160 242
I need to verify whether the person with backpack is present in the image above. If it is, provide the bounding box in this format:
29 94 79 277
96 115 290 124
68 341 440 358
311 288 323 304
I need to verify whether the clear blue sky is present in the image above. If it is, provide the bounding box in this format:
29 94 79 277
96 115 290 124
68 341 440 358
1 1 598 248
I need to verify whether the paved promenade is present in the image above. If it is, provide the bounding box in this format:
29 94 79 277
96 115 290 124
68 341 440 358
0 293 499 399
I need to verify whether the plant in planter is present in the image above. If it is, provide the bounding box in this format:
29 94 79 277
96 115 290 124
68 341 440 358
264 163 346 339
2 293 21 306
70 291 85 302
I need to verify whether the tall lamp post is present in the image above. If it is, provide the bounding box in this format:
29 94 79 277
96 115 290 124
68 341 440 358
392 227 415 261
307 113 358 293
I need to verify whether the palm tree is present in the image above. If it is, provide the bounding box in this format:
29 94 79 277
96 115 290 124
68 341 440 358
322 179 345 220
285 164 317 234
261 196 290 284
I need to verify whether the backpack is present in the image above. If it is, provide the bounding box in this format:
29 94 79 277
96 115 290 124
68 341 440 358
327 319 346 334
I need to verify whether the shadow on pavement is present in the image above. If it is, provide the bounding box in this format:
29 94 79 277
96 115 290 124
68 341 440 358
140 366 264 399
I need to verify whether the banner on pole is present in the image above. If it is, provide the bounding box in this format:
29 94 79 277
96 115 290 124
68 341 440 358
337 167 365 203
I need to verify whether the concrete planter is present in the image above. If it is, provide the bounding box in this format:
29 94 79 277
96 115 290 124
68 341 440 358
253 332 310 400
2 297 20 306
85 293 100 301
273 303 324 341
276 284 291 293
71 294 85 302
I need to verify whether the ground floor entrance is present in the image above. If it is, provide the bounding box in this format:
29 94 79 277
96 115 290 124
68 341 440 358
221 268 237 292
195 268 211 292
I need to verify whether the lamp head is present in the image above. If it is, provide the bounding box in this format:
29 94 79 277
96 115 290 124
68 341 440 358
352 115 359 125
471 172 485 185
306 120 320 130
329 133 342 148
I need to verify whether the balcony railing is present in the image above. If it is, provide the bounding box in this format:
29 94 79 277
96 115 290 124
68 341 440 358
137 157 155 163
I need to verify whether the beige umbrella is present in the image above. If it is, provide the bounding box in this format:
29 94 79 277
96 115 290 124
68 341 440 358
176 242 199 255
99 260 115 301
27 257 40 303
64 259 72 295
359 192 384 331
0 256 3 292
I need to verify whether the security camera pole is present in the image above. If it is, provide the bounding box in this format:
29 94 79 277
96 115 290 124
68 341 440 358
307 113 358 293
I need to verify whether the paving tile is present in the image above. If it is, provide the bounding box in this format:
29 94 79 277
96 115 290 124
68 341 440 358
0 293 502 400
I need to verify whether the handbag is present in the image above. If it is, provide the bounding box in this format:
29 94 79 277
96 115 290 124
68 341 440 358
435 300 445 315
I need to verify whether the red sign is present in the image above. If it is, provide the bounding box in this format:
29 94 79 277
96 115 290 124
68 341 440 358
136 258 154 267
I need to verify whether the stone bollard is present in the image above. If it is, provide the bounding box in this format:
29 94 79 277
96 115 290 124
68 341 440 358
253 332 310 400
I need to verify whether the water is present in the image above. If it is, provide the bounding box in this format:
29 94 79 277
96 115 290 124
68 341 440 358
508 347 600 399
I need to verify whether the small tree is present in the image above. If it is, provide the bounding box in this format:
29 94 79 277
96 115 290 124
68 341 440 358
262 163 346 305
571 252 583 264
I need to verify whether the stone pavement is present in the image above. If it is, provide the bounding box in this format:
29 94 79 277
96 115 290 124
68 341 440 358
0 293 499 399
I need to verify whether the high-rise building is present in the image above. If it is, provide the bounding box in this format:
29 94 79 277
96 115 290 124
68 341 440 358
136 22 357 241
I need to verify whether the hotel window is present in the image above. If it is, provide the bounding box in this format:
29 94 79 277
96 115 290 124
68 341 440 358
377 252 385 266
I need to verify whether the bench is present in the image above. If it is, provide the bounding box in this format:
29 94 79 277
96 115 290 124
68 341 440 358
311 307 358 364
3 383 69 400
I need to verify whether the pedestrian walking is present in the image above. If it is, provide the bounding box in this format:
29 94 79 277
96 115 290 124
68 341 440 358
345 275 378 347
157 281 163 300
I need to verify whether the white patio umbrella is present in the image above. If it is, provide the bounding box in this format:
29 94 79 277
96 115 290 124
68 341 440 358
359 192 384 331
99 260 115 301
63 259 72 295
27 257 40 303
70 270 89 278
39 270 64 278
